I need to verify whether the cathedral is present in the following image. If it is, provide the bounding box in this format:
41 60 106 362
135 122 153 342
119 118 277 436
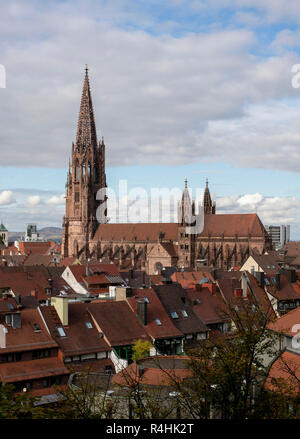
62 68 272 274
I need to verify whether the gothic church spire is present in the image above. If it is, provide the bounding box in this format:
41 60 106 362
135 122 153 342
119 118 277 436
76 66 98 151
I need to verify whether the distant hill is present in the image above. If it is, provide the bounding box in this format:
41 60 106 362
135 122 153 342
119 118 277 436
8 227 63 243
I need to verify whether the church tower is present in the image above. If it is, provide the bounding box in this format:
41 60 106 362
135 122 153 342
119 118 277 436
203 179 216 214
177 177 196 269
62 67 107 258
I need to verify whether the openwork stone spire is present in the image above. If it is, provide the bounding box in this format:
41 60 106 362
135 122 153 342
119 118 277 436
76 66 98 150
203 179 216 214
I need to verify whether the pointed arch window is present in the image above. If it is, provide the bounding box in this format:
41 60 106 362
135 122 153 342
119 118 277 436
93 165 98 183
75 160 80 181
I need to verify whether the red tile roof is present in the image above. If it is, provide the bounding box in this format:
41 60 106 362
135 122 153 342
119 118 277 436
87 301 151 346
40 303 110 356
265 274 300 301
67 263 121 284
201 213 267 237
268 306 300 337
185 287 227 325
127 288 183 340
171 271 214 289
1 308 58 353
0 356 68 383
94 223 178 242
0 271 49 300
153 284 208 334
112 356 192 387
59 257 78 267
17 241 55 256
94 214 266 241
265 351 300 394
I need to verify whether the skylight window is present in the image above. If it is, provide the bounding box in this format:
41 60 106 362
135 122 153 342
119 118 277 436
170 311 179 319
85 322 93 329
33 323 41 332
181 310 188 317
155 318 162 326
143 297 149 304
264 278 270 286
57 326 66 337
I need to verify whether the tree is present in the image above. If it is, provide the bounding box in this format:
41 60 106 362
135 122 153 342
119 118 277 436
0 383 46 419
164 297 283 419
132 339 153 362
53 367 120 419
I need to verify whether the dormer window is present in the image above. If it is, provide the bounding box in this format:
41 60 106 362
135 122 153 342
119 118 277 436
33 323 41 332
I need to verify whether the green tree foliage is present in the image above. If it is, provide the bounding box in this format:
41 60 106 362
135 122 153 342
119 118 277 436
0 384 46 419
132 339 153 362
164 297 295 419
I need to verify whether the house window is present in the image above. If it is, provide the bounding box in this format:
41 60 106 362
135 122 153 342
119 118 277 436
33 323 41 332
32 349 50 360
105 365 113 375
5 314 11 326
75 192 80 203
57 326 66 337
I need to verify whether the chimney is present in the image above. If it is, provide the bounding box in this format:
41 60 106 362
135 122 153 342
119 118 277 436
241 272 248 298
254 271 264 289
115 286 132 301
276 273 281 290
290 269 296 283
137 299 147 326
51 296 68 326
138 365 144 377
234 288 243 298
30 289 38 299
205 282 217 295
211 268 217 280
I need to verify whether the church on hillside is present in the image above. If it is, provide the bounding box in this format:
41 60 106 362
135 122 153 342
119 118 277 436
62 68 272 274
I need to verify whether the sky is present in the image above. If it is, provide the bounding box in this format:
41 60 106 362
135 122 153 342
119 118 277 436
0 0 299 239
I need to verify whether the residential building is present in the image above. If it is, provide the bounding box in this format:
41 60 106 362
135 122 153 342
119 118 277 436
0 297 69 400
265 224 290 249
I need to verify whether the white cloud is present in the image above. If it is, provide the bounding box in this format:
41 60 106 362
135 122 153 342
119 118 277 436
27 195 41 206
217 192 300 239
237 193 264 207
0 190 15 205
0 1 299 173
46 194 65 205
